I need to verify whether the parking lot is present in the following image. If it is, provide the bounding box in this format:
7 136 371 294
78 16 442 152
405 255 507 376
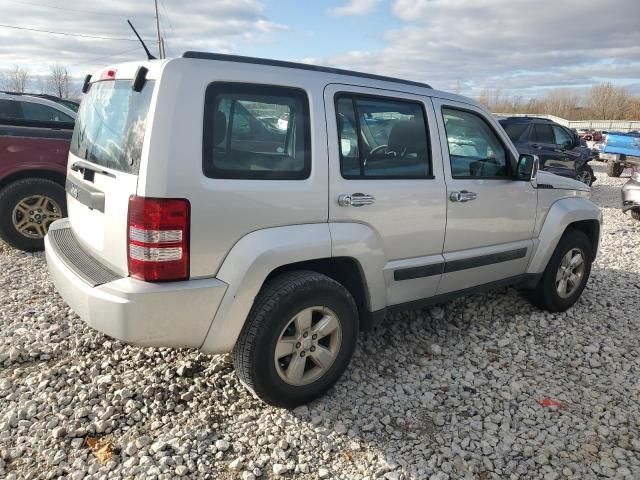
0 161 639 480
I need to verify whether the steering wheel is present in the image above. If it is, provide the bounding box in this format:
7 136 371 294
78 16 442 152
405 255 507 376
369 145 393 156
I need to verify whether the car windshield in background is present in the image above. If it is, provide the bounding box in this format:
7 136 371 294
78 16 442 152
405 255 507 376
70 80 155 174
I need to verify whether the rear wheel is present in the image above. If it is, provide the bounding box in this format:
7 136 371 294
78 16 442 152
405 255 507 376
233 271 358 408
607 162 624 177
529 229 593 312
631 209 640 221
576 165 594 186
0 178 66 251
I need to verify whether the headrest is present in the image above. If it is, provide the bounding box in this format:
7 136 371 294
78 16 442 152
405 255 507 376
213 111 227 146
388 120 427 154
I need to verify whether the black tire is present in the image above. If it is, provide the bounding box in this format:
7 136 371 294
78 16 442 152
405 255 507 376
0 178 66 251
529 229 593 313
576 164 595 186
607 162 624 177
233 270 358 408
631 210 640 221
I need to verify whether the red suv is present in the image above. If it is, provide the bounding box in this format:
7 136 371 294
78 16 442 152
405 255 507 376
0 92 76 250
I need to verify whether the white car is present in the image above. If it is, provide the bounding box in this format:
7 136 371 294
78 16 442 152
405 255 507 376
45 53 601 407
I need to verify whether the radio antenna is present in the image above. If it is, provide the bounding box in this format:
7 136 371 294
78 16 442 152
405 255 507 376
127 20 156 60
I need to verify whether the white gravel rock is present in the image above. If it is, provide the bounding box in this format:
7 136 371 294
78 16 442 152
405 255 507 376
1 163 639 479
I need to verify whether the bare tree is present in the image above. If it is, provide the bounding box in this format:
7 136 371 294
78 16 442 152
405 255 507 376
586 83 631 120
539 89 581 119
5 65 29 93
47 64 70 98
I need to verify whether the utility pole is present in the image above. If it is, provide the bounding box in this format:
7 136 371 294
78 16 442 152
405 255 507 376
154 0 164 59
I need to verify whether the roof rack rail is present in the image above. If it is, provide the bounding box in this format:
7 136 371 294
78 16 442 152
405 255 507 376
0 91 63 101
504 115 554 122
182 51 432 90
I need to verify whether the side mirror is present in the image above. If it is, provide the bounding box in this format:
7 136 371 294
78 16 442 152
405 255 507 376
516 153 539 181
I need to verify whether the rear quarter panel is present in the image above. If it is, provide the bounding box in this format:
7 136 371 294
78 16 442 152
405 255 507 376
137 58 330 279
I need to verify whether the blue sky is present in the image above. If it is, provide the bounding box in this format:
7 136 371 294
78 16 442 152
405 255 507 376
0 0 638 98
247 1 396 59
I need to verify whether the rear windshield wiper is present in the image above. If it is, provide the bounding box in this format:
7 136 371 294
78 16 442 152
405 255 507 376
71 160 116 179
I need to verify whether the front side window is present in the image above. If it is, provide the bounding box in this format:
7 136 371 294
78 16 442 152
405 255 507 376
552 125 573 146
203 83 311 180
336 94 431 179
443 108 508 178
21 101 74 123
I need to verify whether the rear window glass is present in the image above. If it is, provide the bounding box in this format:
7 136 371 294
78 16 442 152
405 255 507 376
203 83 311 180
70 79 155 174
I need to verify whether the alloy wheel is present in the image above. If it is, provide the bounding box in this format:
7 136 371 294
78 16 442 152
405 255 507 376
11 195 63 239
576 170 592 186
555 248 585 298
274 306 342 386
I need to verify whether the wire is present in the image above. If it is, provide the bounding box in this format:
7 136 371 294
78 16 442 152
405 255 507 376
2 0 152 17
67 47 143 67
159 0 176 57
0 23 154 41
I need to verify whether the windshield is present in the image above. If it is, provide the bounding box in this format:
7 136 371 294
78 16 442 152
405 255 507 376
70 79 155 174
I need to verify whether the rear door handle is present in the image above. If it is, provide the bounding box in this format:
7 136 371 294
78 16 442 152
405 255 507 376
449 190 477 202
338 193 375 207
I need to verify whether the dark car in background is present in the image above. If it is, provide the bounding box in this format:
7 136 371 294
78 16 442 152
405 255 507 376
0 92 75 251
499 117 595 186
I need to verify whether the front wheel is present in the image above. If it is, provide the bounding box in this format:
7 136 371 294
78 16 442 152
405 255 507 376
529 229 593 312
576 165 595 186
631 209 640 221
0 178 66 251
233 271 358 408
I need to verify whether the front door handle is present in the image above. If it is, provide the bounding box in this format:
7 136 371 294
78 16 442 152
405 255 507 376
338 193 375 207
449 190 477 202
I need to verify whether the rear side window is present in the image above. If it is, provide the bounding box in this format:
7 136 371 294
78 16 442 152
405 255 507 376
335 94 431 179
70 79 155 174
0 99 22 120
533 124 555 144
21 101 74 123
502 123 528 142
203 83 311 180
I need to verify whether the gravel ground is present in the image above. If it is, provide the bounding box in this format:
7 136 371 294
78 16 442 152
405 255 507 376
1 161 639 480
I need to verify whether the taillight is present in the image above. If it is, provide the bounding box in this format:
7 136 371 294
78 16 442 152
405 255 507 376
127 196 190 281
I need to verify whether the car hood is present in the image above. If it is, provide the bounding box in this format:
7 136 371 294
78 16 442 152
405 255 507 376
537 171 590 192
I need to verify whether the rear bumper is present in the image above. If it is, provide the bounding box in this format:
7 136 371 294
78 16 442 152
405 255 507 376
45 219 228 348
622 179 640 212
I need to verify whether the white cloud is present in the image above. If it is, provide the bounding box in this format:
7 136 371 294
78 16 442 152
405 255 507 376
328 0 379 16
318 0 640 96
0 0 288 81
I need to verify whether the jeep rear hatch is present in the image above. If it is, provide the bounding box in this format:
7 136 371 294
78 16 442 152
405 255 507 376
66 69 155 276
